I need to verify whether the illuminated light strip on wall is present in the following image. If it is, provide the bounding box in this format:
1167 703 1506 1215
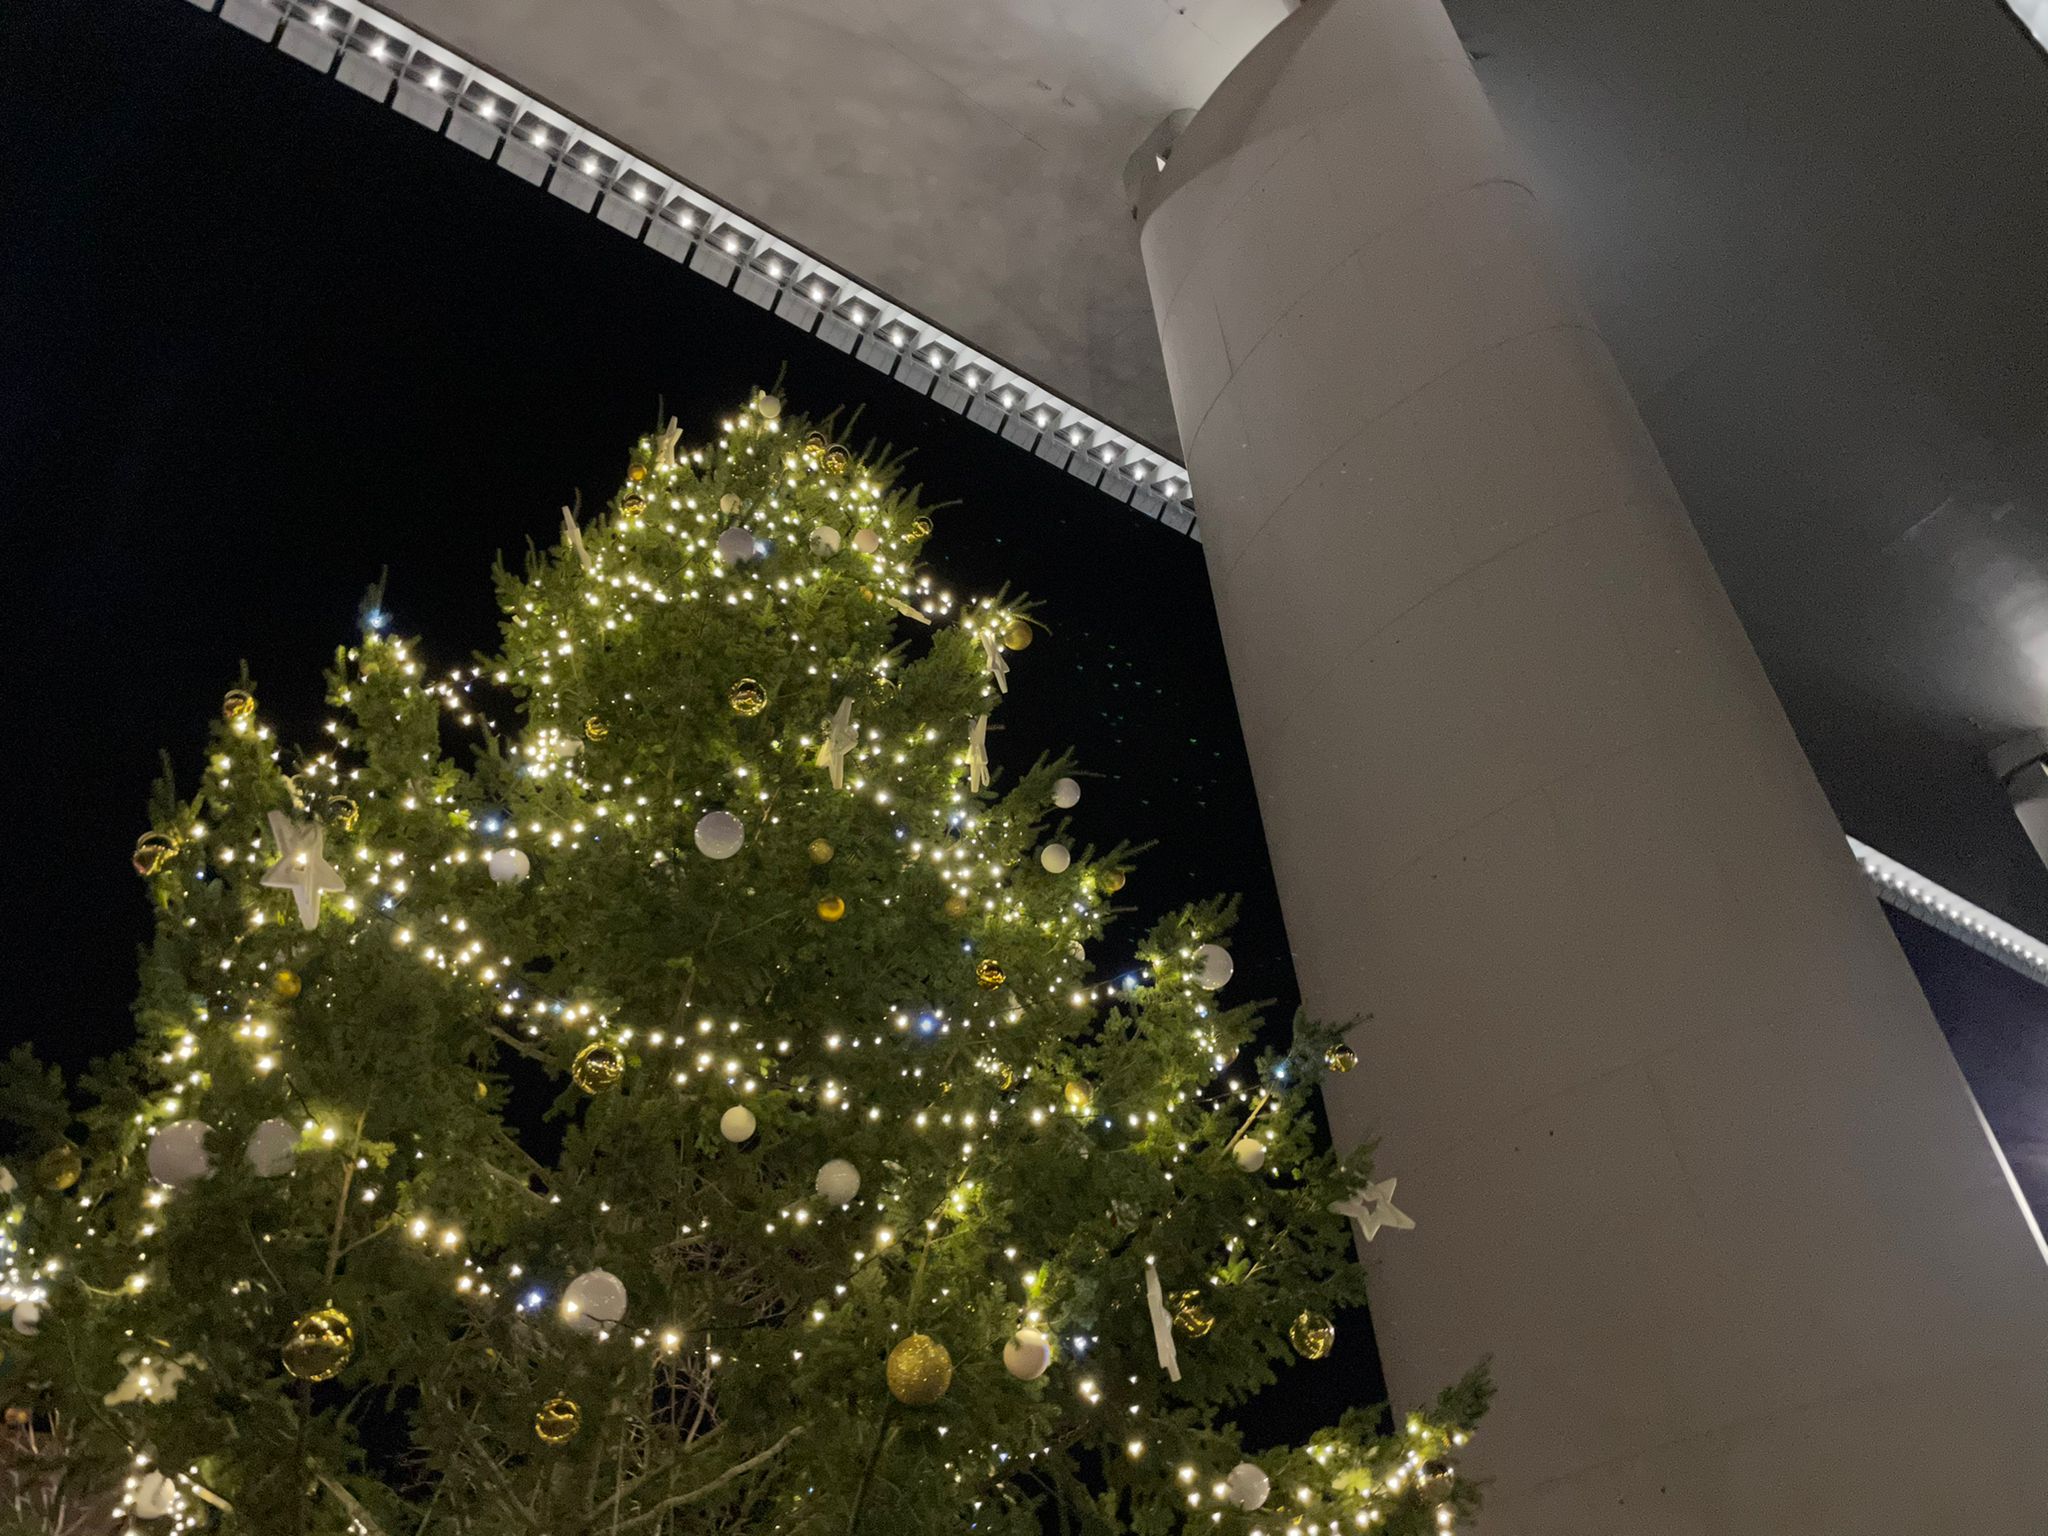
183 0 1200 537
1849 836 2048 985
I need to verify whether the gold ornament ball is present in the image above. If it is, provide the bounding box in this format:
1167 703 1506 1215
621 493 646 516
728 678 768 717
975 958 1006 990
823 445 852 474
1289 1311 1335 1360
1172 1291 1215 1338
885 1334 953 1406
993 1062 1017 1091
906 515 933 541
1324 1042 1358 1074
1062 1080 1093 1113
627 463 647 483
816 895 847 923
572 1041 627 1094
282 1306 355 1383
272 969 302 1000
808 838 835 865
132 831 178 878
36 1143 82 1193
221 688 256 721
534 1396 583 1447
1097 868 1126 896
324 795 360 832
1001 619 1034 652
582 714 609 743
943 893 971 920
802 431 828 459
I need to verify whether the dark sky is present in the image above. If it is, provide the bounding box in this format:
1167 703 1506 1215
4 0 2041 1449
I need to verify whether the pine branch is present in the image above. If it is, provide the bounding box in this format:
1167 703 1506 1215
602 1426 805 1534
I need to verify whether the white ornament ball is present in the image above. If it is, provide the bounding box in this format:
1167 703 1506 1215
130 1470 178 1520
1225 1462 1270 1512
756 394 782 420
1039 842 1072 874
12 1301 41 1336
1194 943 1234 991
851 528 881 555
810 524 842 555
0 1166 15 1195
716 526 758 564
245 1118 298 1178
694 810 746 860
1232 1136 1267 1173
562 1268 628 1335
1052 776 1081 809
719 493 741 515
147 1119 213 1186
720 1105 758 1144
814 1158 861 1205
486 846 531 885
1003 1326 1052 1381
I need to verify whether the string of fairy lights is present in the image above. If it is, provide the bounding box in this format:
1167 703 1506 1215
7 395 1467 1532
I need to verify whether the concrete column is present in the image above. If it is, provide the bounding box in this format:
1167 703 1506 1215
1134 3 2048 1532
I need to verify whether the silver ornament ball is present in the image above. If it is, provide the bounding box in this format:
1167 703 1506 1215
694 811 746 860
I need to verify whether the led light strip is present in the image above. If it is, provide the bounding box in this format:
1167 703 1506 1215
182 0 1200 537
1849 836 2048 984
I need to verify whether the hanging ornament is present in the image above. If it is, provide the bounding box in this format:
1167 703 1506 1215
572 1041 626 1094
1003 1326 1051 1381
1225 1463 1271 1512
814 1159 860 1205
221 688 256 722
823 445 851 474
620 492 646 516
1039 843 1071 874
582 714 609 743
885 1334 953 1405
1097 868 1126 895
728 678 768 717
652 417 683 471
816 895 847 922
36 1143 81 1192
487 847 532 885
128 1470 177 1519
851 528 881 555
132 830 179 877
1144 1262 1182 1382
1232 1136 1267 1173
12 1302 40 1336
720 1105 757 1144
1328 1178 1415 1243
715 526 759 565
975 958 1006 990
1193 943 1233 991
719 493 742 516
245 1118 297 1178
907 514 933 540
1325 1041 1358 1073
561 505 592 571
1062 1080 1092 1113
755 394 783 421
810 525 842 555
1051 776 1080 808
1171 1290 1215 1339
281 1306 355 1382
803 431 828 459
534 1395 583 1446
1002 619 1034 651
694 810 746 860
146 1120 214 1187
260 811 346 931
323 795 360 832
808 838 835 864
819 697 859 790
967 713 991 794
943 893 971 919
978 628 1011 694
1289 1311 1335 1360
271 969 302 1000
626 463 647 484
562 1270 627 1335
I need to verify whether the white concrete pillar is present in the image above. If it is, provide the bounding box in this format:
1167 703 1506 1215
1134 3 2048 1531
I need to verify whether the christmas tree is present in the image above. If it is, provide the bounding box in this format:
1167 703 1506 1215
0 393 1486 1534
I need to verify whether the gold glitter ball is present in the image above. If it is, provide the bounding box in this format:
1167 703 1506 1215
582 715 609 743
272 969 302 1000
823 445 851 474
993 1062 1017 1091
627 464 647 483
1096 868 1126 895
1172 1291 1215 1338
282 1306 355 1383
907 515 933 540
1001 619 1034 652
975 958 1006 990
534 1396 583 1447
1062 1080 1093 1113
808 838 834 864
728 678 768 717
816 895 847 922
36 1143 82 1193
943 893 971 919
1289 1311 1335 1360
1324 1043 1358 1074
802 431 828 459
221 688 256 721
131 831 179 877
885 1333 953 1406
621 493 646 516
572 1041 626 1094
324 795 360 832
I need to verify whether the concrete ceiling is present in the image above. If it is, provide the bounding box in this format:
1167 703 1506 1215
382 0 2048 927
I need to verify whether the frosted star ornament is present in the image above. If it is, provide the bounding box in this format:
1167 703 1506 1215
651 415 682 471
1330 1177 1415 1243
1143 1259 1181 1383
967 713 991 793
560 505 591 571
818 697 859 790
261 810 345 930
979 626 1011 694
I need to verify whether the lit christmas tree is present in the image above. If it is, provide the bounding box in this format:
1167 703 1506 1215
0 393 1486 1534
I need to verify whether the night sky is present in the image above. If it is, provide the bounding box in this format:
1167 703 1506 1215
3 0 2040 1458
